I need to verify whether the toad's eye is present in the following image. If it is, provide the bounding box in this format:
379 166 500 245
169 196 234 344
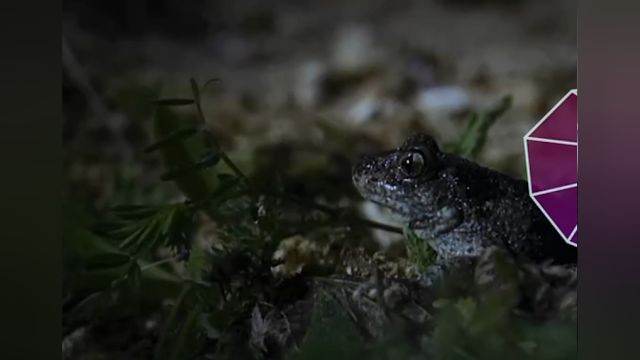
400 151 425 178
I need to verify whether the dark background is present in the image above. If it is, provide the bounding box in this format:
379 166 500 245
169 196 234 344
62 0 576 213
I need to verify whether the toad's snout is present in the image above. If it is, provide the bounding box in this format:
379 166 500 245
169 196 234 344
352 154 385 193
352 154 376 176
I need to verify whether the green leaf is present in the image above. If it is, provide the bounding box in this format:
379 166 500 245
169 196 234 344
403 226 437 271
185 241 207 280
84 253 131 272
110 205 158 219
201 128 220 153
216 173 236 183
154 98 195 106
196 151 221 168
159 208 178 238
65 203 128 257
160 163 203 181
451 95 513 159
159 151 221 181
163 209 194 252
98 204 193 257
144 127 199 153
118 222 149 250
153 107 219 215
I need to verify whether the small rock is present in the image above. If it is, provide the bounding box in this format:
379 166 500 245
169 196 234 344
347 95 381 124
414 85 470 117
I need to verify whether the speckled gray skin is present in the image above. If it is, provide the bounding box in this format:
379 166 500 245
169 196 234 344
353 133 576 278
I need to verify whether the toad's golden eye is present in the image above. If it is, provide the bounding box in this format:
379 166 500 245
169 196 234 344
400 151 424 178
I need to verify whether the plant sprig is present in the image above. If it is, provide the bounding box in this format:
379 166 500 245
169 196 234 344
448 95 513 159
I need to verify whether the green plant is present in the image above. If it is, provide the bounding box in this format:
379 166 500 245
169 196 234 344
447 95 513 159
403 226 437 272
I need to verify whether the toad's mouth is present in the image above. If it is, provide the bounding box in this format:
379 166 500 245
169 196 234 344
363 195 414 221
352 177 415 219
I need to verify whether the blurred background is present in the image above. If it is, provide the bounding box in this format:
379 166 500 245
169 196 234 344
63 0 576 213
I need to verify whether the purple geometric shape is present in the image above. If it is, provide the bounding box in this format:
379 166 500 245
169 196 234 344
533 186 577 241
528 92 577 142
524 89 578 248
525 140 577 192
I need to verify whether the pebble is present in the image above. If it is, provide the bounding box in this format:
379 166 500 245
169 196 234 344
414 85 470 116
347 95 381 124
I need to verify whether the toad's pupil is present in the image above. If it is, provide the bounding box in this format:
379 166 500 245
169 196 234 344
401 151 424 177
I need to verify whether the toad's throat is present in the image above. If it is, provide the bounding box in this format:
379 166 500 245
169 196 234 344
364 194 419 222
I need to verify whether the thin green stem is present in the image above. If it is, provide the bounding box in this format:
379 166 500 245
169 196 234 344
189 78 249 183
140 256 176 271
220 152 249 182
